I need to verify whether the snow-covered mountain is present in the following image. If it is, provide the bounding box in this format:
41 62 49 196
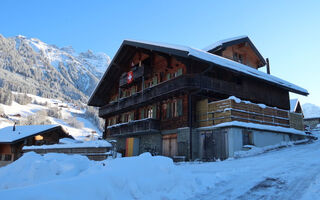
302 103 320 119
0 34 110 102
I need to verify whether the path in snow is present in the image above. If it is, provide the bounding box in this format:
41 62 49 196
184 141 320 200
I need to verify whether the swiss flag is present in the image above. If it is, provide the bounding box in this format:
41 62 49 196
127 71 133 84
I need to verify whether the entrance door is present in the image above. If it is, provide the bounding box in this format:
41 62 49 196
162 134 177 157
201 130 227 161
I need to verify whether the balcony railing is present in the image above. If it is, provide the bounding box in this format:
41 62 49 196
99 74 251 117
100 74 198 117
107 118 160 136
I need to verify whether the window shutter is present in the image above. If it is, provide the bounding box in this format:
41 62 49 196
166 73 170 81
166 103 170 119
152 105 157 119
177 68 183 76
130 112 134 121
140 109 145 119
177 99 182 116
121 114 124 123
153 76 158 86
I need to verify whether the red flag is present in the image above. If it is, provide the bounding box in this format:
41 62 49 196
127 71 133 84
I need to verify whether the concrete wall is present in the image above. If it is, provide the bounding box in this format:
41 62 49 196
253 130 289 147
227 128 243 158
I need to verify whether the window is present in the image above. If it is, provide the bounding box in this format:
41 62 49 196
4 154 12 161
165 99 183 119
242 130 253 145
233 52 244 64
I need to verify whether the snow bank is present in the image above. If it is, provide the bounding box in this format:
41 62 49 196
0 152 214 200
0 152 91 190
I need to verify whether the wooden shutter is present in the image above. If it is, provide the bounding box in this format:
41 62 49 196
166 73 170 81
177 99 182 116
140 109 145 119
152 105 157 119
166 103 171 119
130 112 135 121
177 68 183 76
153 76 158 86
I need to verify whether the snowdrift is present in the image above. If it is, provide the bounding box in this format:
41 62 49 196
0 152 213 200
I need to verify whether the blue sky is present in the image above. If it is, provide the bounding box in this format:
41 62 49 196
1 0 319 105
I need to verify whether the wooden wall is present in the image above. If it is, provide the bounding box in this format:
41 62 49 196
220 43 261 68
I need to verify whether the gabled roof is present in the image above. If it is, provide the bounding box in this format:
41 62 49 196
290 99 303 115
0 124 65 144
88 39 308 107
290 99 299 112
203 35 266 67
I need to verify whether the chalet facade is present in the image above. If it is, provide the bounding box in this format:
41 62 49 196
88 36 309 160
0 124 71 166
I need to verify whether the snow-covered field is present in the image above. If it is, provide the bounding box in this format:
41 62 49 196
0 139 319 199
0 93 101 140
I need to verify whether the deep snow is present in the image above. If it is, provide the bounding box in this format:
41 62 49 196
0 139 319 200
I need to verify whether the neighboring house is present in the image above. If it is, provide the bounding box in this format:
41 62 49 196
88 36 309 161
0 124 71 166
289 99 304 131
304 117 320 130
23 139 113 161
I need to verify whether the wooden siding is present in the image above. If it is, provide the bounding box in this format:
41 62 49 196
196 98 290 128
220 43 261 69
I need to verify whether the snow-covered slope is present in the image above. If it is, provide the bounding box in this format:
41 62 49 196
0 93 101 140
302 103 320 118
0 34 110 101
0 140 319 199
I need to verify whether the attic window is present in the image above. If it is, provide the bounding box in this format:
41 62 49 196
233 52 243 64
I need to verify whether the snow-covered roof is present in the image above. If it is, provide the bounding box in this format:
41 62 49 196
88 38 308 106
0 125 60 143
202 35 248 51
290 99 299 112
22 139 111 150
198 121 307 136
126 39 308 95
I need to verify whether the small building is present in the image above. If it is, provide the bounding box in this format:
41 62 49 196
0 124 71 166
289 99 304 131
88 36 310 161
304 117 320 130
23 139 113 161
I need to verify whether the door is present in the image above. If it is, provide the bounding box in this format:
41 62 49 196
201 130 227 161
162 134 178 158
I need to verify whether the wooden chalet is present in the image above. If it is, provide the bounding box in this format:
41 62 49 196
88 36 309 161
0 124 71 166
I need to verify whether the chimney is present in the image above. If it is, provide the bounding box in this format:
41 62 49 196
266 58 271 74
13 122 16 131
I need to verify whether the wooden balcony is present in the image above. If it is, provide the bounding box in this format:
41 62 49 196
119 65 146 87
99 74 198 117
107 118 160 136
99 73 287 117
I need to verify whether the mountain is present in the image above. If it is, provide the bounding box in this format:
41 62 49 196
302 103 320 118
0 34 110 102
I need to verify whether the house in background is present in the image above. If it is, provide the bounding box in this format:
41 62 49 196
88 36 310 161
0 124 71 166
289 99 304 131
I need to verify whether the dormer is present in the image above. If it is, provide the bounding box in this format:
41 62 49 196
203 36 266 69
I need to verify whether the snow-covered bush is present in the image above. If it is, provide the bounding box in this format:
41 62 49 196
0 105 4 115
0 88 13 105
13 93 32 105
66 117 84 129
18 110 51 125
84 106 104 131
47 107 62 119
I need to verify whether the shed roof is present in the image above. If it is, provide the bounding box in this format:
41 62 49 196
0 124 62 144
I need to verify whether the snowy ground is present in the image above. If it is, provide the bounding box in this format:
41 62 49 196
0 139 319 199
0 93 101 140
